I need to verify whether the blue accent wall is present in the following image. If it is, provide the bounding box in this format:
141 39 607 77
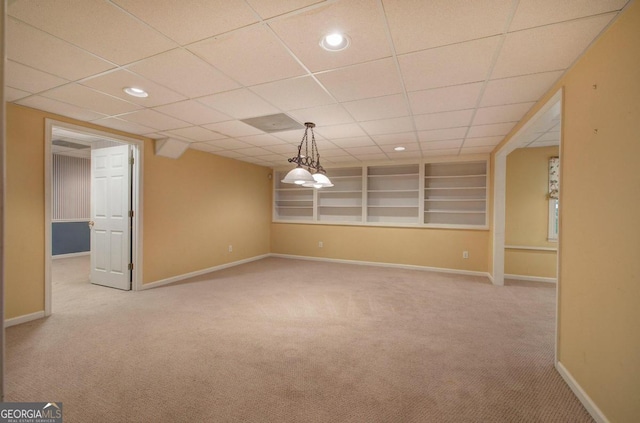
52 221 90 255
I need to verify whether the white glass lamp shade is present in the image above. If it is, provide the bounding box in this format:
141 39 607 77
281 166 315 185
302 172 334 188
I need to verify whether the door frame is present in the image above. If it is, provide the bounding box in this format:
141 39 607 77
44 119 144 315
492 88 563 363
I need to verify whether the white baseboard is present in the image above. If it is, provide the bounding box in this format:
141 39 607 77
141 254 271 290
5 311 46 328
556 361 609 423
505 273 557 283
271 253 491 280
52 251 90 260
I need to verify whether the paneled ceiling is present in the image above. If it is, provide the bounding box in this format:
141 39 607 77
6 0 629 167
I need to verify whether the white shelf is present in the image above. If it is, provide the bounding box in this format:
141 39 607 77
425 174 486 179
273 160 489 228
423 161 488 226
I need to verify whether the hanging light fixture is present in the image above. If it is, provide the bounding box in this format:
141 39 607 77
281 122 333 189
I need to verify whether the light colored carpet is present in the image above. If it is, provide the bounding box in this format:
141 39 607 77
6 257 592 422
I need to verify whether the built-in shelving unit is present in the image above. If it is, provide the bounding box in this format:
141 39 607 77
273 158 489 229
367 164 420 223
318 167 363 222
424 161 487 226
274 170 314 221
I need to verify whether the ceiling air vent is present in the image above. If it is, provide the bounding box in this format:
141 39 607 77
240 113 303 133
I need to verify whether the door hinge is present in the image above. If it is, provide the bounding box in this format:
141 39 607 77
129 210 134 218
128 263 134 270
129 157 135 165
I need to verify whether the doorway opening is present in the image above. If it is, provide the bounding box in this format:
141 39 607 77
493 89 562 362
44 119 144 315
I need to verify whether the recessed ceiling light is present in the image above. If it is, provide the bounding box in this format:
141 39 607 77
394 146 406 151
320 32 350 51
123 87 148 98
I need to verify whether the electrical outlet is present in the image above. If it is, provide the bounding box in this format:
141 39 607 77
318 241 323 248
463 251 469 259
228 245 233 253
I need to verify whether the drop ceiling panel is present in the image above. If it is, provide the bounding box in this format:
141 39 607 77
203 120 264 137
164 126 225 142
213 149 247 158
420 139 464 150
460 146 495 154
330 136 376 148
315 58 403 102
113 0 258 45
92 117 156 135
42 84 142 116
118 109 190 131
153 100 231 126
234 147 273 157
7 18 115 81
467 122 516 138
287 104 354 127
359 116 414 135
314 123 368 140
127 49 241 98
5 87 31 102
463 136 504 147
197 89 281 119
383 0 513 53
372 132 418 145
17 96 108 122
492 14 616 79
6 61 68 93
480 71 563 107
409 83 483 115
238 134 289 147
399 37 500 91
509 0 628 31
8 0 176 65
343 145 384 156
251 76 335 111
190 143 223 153
422 149 460 157
188 24 306 86
418 127 468 142
269 0 391 72
247 0 324 19
378 142 421 153
81 69 186 107
413 109 474 131
264 144 300 154
318 148 354 157
473 102 535 125
204 139 253 150
342 94 409 121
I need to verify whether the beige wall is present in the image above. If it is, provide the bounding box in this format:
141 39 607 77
272 223 488 272
143 147 272 283
504 146 558 278
492 2 640 420
5 103 272 319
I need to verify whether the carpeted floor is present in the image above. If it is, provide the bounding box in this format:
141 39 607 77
6 256 592 422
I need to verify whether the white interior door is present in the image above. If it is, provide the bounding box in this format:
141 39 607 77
90 144 132 290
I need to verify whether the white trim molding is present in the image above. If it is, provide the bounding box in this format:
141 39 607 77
5 311 46 328
504 274 557 283
556 361 609 423
141 254 271 290
52 251 90 260
271 253 492 280
505 245 558 252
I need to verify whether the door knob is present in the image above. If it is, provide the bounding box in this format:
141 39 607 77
88 220 95 228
